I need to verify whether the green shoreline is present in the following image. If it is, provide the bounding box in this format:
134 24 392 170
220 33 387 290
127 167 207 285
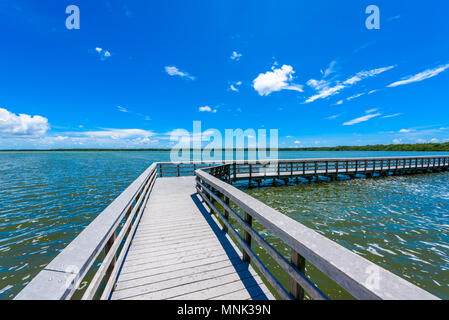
1 142 449 152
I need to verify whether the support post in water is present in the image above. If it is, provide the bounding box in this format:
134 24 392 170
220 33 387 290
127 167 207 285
290 249 306 300
243 212 253 262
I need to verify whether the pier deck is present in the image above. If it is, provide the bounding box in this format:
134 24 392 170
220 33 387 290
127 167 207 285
111 176 274 300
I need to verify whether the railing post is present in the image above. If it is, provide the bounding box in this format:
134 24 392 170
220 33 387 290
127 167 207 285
177 164 180 177
243 212 253 262
223 196 230 233
355 160 358 174
249 164 252 187
159 163 163 177
233 163 237 181
290 249 306 300
277 162 280 180
105 232 116 280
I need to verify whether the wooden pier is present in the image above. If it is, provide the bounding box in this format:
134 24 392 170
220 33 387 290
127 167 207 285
16 156 448 300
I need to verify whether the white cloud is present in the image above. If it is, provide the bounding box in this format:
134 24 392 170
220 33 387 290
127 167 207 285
229 81 242 92
399 129 412 133
94 47 111 61
79 128 154 140
306 79 329 90
334 100 343 106
294 140 301 144
343 112 382 126
306 84 345 103
305 66 394 103
253 65 303 96
0 107 49 136
326 114 340 120
382 113 402 119
393 138 402 144
321 60 337 78
365 108 379 114
388 63 449 87
199 105 217 113
117 106 128 113
230 51 242 61
199 106 212 112
346 93 365 101
164 66 195 80
343 66 394 85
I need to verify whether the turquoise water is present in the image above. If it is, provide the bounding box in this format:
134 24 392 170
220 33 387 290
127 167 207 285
0 151 448 299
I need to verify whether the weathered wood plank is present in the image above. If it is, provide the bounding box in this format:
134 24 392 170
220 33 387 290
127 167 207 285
111 176 273 300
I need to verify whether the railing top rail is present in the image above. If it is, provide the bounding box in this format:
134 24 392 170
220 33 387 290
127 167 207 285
15 163 158 300
195 169 439 300
157 155 449 166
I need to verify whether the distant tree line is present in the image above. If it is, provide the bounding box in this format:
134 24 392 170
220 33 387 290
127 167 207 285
1 142 449 152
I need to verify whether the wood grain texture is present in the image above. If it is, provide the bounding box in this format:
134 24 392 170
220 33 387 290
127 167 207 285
111 176 273 300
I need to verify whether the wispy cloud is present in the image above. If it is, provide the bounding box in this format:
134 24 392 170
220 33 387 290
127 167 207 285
253 65 303 96
306 84 345 103
321 60 337 78
230 51 242 61
306 66 394 103
116 106 150 120
164 66 195 80
346 92 365 101
229 81 242 92
326 114 341 120
77 128 154 139
388 63 449 87
343 110 382 126
117 106 129 113
343 66 395 85
381 113 402 118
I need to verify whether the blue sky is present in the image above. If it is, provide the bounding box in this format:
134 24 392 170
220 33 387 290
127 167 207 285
0 0 448 149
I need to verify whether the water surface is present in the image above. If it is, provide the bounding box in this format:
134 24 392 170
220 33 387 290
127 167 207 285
245 171 449 299
0 151 447 299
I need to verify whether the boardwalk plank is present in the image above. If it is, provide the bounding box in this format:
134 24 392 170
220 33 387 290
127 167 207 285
111 176 273 300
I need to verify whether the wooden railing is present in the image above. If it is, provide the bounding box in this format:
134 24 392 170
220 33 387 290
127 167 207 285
195 162 441 300
158 156 449 180
15 163 158 300
227 156 449 182
157 161 224 177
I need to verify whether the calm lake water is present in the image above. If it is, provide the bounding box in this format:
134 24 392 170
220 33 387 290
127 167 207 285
0 151 448 299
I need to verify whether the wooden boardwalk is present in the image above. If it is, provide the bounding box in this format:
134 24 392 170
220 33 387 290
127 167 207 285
17 156 445 301
110 176 274 300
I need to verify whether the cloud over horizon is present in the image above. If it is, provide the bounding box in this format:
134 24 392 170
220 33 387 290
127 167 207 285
0 107 49 136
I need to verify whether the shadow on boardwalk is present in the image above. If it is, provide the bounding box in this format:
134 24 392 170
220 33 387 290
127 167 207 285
190 193 269 300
